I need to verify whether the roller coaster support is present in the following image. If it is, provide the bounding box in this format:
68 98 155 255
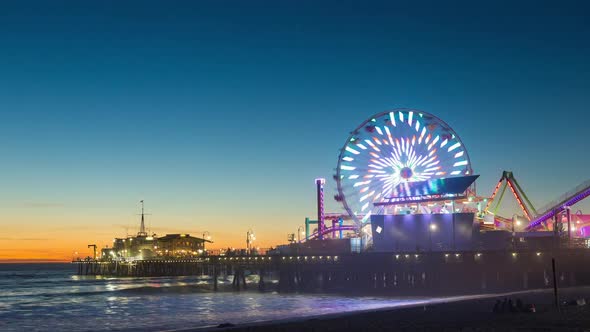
485 171 537 221
304 217 318 242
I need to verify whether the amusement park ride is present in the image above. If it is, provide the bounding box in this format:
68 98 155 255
303 108 590 249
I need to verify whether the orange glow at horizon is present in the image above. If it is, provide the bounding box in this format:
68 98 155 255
0 209 316 262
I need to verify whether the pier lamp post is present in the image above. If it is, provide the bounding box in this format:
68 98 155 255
564 206 572 247
297 226 305 242
511 214 518 250
202 231 211 252
359 225 369 252
429 222 437 251
247 229 256 255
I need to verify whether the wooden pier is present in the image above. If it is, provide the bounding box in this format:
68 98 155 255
74 249 590 295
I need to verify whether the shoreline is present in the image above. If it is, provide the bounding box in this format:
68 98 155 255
170 287 590 332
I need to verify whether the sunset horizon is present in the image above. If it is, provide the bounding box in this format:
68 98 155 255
4 2 590 331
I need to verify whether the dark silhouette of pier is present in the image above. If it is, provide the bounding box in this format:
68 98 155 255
74 249 590 295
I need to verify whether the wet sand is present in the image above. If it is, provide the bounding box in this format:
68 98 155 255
185 287 590 331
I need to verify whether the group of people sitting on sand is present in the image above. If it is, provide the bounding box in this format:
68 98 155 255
492 298 536 313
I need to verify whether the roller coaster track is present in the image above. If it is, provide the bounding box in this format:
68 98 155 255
527 178 590 230
303 225 358 242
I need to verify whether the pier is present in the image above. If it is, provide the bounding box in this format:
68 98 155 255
74 248 590 295
74 109 590 296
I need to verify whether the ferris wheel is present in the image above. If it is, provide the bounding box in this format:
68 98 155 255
335 109 473 227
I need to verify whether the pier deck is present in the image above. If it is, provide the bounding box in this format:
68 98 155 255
74 249 590 294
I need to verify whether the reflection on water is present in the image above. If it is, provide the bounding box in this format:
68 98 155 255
0 264 435 332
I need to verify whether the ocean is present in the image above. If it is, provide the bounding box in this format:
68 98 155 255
0 263 439 331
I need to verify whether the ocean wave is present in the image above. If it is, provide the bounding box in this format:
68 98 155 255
0 273 50 279
0 283 219 301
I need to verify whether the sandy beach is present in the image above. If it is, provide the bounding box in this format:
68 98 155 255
185 287 590 332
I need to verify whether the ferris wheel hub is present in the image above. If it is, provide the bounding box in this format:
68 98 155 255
400 167 413 179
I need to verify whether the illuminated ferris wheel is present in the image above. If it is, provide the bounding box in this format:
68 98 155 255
335 109 473 227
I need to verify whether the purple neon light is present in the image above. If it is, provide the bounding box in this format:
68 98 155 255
527 186 590 229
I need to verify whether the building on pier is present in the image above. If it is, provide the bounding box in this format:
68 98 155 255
156 234 207 257
99 201 212 261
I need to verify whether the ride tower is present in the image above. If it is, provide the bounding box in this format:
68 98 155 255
316 178 326 240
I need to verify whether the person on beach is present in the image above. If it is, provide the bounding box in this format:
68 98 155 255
493 300 501 313
508 299 517 313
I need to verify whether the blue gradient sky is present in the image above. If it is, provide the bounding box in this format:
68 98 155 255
1 1 589 259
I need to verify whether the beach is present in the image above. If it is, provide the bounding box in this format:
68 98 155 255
194 287 590 332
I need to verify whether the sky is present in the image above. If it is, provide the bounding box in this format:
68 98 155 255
1 1 589 262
